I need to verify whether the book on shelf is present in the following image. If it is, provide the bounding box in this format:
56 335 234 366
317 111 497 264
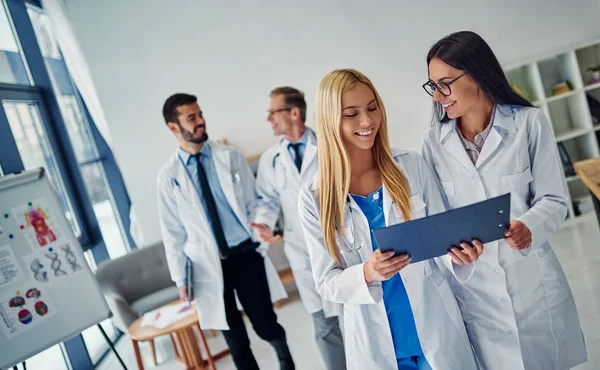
587 93 600 125
551 81 572 96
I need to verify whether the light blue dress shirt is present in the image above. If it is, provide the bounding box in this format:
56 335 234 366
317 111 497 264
178 143 250 248
285 129 309 164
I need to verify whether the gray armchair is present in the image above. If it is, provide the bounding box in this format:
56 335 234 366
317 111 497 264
95 242 180 332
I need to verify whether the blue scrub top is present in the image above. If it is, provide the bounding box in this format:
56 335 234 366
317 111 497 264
351 187 423 359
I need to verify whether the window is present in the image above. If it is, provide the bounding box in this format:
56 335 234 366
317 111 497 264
0 0 30 84
0 1 136 368
23 4 131 363
26 5 130 259
3 98 81 235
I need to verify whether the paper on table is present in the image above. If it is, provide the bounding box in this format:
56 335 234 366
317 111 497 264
140 302 195 329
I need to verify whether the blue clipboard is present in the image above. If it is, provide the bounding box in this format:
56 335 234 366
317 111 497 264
186 257 193 304
373 193 511 263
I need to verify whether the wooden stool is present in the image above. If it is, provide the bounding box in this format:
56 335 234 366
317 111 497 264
128 301 230 370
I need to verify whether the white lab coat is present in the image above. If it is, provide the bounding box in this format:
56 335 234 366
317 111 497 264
255 129 342 318
157 141 287 330
422 105 587 370
298 149 479 370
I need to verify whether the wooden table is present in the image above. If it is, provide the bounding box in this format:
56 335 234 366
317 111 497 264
574 158 600 225
128 301 230 370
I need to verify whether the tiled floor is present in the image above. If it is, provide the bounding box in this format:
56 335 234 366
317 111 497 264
98 213 600 370
552 214 600 370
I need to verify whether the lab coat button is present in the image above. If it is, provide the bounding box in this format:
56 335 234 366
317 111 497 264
495 268 502 274
508 330 514 335
501 298 508 303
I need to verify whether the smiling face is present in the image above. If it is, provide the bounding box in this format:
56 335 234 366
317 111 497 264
428 57 483 120
339 82 382 151
167 103 208 144
267 94 294 136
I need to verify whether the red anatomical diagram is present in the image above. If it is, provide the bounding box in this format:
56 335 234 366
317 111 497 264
25 208 56 246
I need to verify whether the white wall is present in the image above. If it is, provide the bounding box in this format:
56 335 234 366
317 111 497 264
64 0 600 244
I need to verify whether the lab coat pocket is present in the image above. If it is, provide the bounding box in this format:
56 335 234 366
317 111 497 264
411 194 427 218
536 247 570 307
174 186 192 205
274 168 287 190
176 191 199 215
231 170 244 197
441 181 456 197
424 260 446 287
502 168 534 212
502 168 534 190
392 194 427 221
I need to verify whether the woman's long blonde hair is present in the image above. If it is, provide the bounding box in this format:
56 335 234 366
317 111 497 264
316 69 412 266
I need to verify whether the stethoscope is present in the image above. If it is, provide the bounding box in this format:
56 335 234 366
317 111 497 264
342 196 363 252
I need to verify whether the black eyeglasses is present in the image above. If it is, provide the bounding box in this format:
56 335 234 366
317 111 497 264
422 72 467 97
267 107 292 116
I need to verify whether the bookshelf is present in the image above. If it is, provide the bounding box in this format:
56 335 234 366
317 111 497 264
505 40 600 221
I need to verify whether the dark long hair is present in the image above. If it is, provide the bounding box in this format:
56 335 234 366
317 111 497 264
427 31 532 123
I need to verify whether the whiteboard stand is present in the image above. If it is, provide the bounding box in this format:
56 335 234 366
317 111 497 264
10 362 25 370
0 324 128 370
0 169 126 369
97 322 128 370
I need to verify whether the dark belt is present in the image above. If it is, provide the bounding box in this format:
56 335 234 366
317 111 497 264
220 238 258 259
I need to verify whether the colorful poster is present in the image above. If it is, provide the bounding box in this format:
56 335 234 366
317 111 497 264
23 243 83 284
12 198 63 250
0 245 25 287
0 286 57 339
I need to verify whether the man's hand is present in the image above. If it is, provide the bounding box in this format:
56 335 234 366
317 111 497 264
179 285 192 302
249 222 282 244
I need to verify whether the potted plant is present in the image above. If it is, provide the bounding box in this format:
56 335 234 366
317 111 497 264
587 65 600 85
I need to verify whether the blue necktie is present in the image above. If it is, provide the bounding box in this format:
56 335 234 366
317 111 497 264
289 143 303 173
194 153 229 258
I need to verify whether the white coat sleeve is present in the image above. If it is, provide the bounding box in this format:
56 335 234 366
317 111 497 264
233 148 268 255
298 184 382 305
233 148 259 224
418 147 474 283
254 152 281 230
156 174 187 286
518 110 569 251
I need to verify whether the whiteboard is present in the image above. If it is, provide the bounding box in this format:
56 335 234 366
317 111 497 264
0 169 110 369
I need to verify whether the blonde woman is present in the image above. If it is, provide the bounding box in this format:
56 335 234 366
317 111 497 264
298 69 482 370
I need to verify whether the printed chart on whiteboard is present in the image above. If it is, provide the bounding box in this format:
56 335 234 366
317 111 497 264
0 245 25 288
11 198 64 250
0 286 57 339
23 243 83 284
